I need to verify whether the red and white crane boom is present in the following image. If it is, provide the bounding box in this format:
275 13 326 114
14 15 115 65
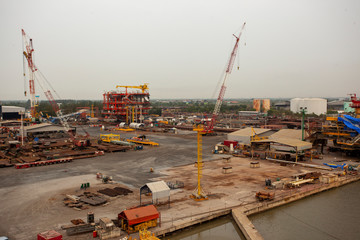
203 22 246 134
21 30 74 137
22 29 38 118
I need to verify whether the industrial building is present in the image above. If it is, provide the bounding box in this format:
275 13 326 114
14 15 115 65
0 105 25 120
227 127 275 144
102 84 150 122
290 98 327 115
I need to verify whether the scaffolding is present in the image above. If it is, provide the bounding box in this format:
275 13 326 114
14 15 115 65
102 84 150 123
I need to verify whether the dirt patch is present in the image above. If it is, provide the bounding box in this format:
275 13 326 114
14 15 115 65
98 187 133 197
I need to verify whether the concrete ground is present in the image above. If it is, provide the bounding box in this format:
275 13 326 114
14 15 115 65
0 127 358 240
0 127 223 239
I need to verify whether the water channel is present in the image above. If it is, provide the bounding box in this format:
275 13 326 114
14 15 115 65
164 181 360 240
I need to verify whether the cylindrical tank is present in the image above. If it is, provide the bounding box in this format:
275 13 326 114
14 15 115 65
129 123 145 129
262 99 271 112
253 99 261 112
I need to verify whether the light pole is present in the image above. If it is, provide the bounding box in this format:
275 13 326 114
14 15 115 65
300 107 307 141
20 111 25 146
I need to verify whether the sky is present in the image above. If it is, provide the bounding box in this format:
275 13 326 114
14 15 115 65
0 0 359 101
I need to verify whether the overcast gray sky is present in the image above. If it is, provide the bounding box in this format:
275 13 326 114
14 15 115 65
1 0 359 100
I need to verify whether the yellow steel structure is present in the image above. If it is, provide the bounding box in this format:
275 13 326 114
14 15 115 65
326 116 338 121
99 134 121 143
322 132 351 137
126 138 159 146
191 125 208 201
116 83 149 93
91 104 95 118
250 127 269 142
126 106 129 124
115 128 135 132
121 219 157 234
132 106 135 123
139 228 160 240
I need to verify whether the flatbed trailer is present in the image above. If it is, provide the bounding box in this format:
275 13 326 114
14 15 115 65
127 139 159 146
15 157 73 169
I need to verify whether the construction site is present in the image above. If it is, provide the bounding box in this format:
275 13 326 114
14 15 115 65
0 26 359 240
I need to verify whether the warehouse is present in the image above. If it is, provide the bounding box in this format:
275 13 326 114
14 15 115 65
0 105 25 120
24 123 75 138
227 127 275 144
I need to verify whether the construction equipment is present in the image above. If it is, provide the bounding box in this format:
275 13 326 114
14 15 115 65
21 29 91 147
255 191 274 201
127 135 159 146
201 22 246 135
116 83 149 93
191 125 208 201
99 134 121 143
22 29 38 119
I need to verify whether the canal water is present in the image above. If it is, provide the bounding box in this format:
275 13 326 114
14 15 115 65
164 181 360 240
250 180 360 240
163 215 246 240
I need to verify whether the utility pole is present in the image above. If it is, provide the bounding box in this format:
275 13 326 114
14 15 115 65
300 107 307 141
20 111 24 146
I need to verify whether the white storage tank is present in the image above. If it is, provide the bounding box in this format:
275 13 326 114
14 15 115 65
290 98 327 115
129 122 144 129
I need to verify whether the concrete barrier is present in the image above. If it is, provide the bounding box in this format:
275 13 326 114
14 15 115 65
232 208 264 240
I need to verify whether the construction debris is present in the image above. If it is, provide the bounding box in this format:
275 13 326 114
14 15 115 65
63 192 107 209
255 191 275 201
95 217 121 240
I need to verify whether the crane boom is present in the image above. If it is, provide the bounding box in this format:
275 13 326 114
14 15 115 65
21 29 82 139
116 84 149 94
204 22 246 134
22 29 38 119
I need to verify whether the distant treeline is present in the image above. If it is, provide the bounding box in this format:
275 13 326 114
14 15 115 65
1 100 103 115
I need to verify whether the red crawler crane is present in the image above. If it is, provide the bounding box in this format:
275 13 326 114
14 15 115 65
22 29 38 119
21 29 90 147
201 22 246 135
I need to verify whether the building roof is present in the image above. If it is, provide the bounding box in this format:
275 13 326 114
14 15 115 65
274 101 290 106
291 98 327 101
254 138 312 151
24 123 72 133
328 100 345 106
1 106 25 113
228 127 273 137
119 205 159 226
145 180 170 193
270 129 302 140
140 180 171 204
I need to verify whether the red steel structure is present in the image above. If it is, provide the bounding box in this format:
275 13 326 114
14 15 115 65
103 84 150 122
350 93 360 118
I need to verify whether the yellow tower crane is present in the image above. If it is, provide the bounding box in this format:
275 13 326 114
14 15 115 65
191 125 208 201
116 83 149 94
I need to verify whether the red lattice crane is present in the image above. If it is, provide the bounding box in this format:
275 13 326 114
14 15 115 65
202 22 246 135
22 29 38 118
21 29 90 146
